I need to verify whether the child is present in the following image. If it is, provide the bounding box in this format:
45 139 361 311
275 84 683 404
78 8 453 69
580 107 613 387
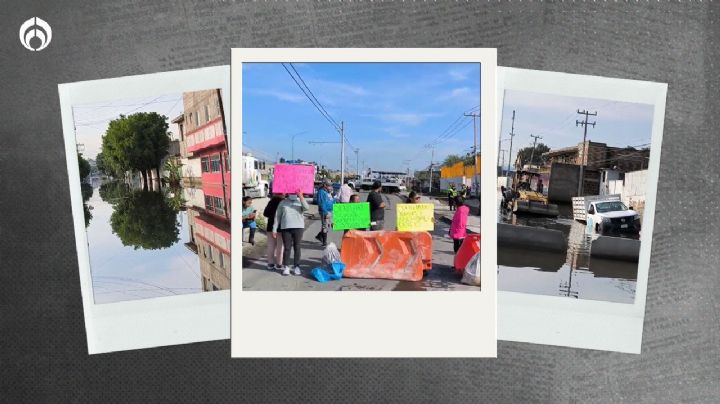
449 196 469 253
344 194 361 237
242 196 257 246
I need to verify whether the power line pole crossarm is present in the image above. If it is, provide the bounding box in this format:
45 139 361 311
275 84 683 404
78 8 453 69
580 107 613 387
529 134 543 168
576 109 597 196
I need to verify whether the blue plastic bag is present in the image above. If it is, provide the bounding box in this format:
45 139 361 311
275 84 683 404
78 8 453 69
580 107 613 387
312 262 345 283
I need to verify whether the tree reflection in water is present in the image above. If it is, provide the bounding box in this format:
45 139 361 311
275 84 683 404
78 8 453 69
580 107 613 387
81 183 93 227
99 181 131 205
108 186 181 250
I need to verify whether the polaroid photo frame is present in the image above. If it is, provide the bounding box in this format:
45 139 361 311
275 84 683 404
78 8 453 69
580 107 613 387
496 67 667 353
232 49 498 357
59 66 231 354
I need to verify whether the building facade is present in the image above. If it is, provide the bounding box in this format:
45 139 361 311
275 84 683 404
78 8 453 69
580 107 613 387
176 89 231 292
543 141 650 173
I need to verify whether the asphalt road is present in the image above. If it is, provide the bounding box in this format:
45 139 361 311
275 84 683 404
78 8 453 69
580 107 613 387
242 191 480 291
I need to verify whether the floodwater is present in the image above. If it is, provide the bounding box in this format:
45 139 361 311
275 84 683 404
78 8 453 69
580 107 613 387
83 181 203 304
497 195 637 304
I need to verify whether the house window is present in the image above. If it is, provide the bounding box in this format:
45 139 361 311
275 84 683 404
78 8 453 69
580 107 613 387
219 252 224 268
210 155 222 172
224 152 230 172
205 105 210 123
205 195 213 211
201 157 210 173
214 197 225 215
195 111 200 126
208 245 214 262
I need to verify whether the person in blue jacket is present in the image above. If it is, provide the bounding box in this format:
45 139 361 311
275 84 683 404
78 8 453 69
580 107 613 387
314 179 335 246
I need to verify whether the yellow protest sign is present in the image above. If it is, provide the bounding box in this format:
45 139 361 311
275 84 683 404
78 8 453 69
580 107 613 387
396 203 434 232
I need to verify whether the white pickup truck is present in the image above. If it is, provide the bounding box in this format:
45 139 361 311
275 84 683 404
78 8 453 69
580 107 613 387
572 194 641 237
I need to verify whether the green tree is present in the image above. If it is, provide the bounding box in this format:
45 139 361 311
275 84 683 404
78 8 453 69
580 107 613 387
516 143 550 167
279 157 286 163
101 112 170 189
162 158 183 188
78 153 91 182
110 190 180 250
442 154 464 167
95 152 109 176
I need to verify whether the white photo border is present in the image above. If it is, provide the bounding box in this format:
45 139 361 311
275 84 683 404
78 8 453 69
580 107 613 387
232 49 498 357
496 67 667 354
59 66 231 354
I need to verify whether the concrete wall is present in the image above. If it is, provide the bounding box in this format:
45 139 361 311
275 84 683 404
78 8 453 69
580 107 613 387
591 236 640 262
498 223 568 252
547 163 581 203
623 170 647 219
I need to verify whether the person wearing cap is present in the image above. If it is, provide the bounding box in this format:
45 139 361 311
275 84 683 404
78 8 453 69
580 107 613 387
314 179 335 246
366 180 386 231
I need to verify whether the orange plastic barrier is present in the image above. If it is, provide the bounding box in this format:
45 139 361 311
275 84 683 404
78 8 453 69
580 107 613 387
454 234 481 274
340 230 433 281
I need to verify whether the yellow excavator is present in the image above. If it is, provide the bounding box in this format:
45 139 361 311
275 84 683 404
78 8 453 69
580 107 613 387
507 168 559 217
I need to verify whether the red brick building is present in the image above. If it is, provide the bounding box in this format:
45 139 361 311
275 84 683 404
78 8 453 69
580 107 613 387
543 141 649 173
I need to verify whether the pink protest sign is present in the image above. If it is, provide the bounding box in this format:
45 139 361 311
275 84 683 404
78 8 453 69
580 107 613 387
272 164 315 194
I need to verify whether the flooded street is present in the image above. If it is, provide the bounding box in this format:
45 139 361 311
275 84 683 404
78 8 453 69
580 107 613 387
497 194 637 304
84 181 204 304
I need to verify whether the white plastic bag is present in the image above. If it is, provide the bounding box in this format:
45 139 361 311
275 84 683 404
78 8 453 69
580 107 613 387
322 242 341 267
461 252 481 287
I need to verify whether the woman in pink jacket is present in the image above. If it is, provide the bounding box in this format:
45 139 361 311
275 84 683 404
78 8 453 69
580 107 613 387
449 196 470 253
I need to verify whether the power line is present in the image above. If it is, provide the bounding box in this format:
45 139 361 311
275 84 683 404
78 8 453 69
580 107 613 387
281 63 340 132
289 63 340 129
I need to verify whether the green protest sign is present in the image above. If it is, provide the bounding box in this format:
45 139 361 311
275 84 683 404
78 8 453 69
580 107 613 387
332 202 371 230
396 203 434 231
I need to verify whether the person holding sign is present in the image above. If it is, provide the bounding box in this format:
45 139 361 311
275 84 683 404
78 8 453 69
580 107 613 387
396 203 435 232
367 181 386 231
273 190 309 276
314 180 335 247
449 196 470 253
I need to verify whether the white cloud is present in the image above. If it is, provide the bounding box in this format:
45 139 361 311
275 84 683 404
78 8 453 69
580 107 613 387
449 68 469 81
378 112 442 126
252 89 306 103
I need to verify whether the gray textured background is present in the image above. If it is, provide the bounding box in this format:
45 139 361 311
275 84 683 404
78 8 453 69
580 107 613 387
1 1 719 402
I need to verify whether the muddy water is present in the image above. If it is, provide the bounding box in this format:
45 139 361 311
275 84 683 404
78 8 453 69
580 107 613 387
497 197 637 304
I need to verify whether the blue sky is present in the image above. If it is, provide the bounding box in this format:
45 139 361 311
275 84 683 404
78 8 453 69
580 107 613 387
242 62 481 172
73 93 184 160
500 90 655 169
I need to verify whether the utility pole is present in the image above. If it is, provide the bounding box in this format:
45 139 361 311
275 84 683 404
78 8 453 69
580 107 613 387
529 134 543 168
500 149 507 176
506 110 516 178
464 111 481 199
576 110 597 196
354 148 360 180
340 121 345 185
428 146 435 193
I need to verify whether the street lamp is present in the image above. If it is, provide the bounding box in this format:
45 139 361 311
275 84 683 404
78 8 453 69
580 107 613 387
291 131 308 161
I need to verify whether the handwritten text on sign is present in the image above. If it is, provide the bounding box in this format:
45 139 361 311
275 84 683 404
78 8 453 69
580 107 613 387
396 203 434 231
332 202 371 230
272 164 315 194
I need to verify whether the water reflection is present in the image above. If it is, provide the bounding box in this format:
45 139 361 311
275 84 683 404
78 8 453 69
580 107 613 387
85 179 231 304
110 189 180 250
497 194 637 304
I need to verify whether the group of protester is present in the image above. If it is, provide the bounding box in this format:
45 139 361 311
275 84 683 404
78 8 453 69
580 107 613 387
241 178 471 277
